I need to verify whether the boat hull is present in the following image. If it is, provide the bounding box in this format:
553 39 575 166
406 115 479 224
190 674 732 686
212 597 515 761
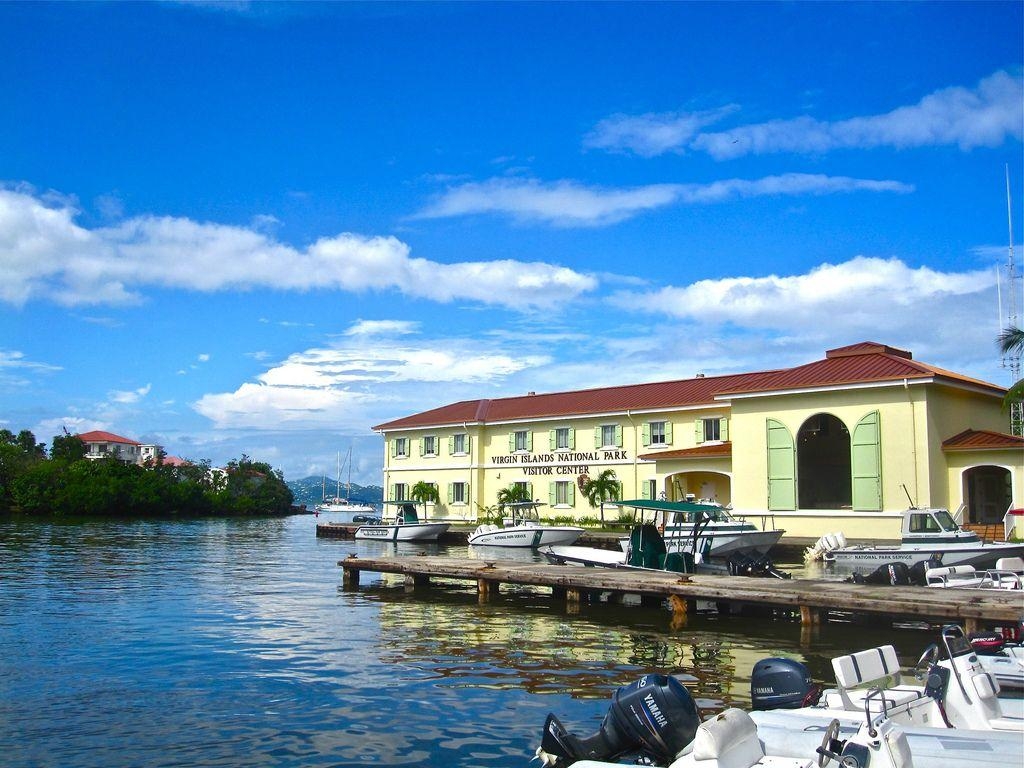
354 522 450 542
667 528 784 558
828 541 1024 570
541 544 627 567
468 525 584 548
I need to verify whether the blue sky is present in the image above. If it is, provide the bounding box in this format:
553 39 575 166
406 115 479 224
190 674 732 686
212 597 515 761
2 1 1022 484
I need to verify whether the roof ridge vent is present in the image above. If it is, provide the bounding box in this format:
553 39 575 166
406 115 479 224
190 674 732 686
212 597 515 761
826 341 912 360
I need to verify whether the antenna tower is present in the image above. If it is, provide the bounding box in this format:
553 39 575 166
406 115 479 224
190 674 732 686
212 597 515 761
1003 165 1023 435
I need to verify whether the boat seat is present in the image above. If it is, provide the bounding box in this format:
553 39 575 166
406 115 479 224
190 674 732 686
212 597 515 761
995 556 1024 572
830 646 923 712
671 709 765 768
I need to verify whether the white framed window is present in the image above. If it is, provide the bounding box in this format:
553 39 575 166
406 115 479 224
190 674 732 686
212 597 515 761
554 427 572 450
449 482 468 505
512 481 532 499
392 482 408 501
450 433 468 455
696 417 728 443
597 424 621 448
422 435 437 457
553 480 574 507
512 430 532 453
393 437 409 458
646 420 673 447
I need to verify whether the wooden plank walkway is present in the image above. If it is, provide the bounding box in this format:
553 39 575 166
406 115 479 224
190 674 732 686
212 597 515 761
338 555 1023 632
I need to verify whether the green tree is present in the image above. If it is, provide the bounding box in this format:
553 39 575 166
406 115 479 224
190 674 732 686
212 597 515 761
998 326 1024 423
410 480 440 507
496 483 531 509
580 469 620 509
51 432 87 463
0 429 46 512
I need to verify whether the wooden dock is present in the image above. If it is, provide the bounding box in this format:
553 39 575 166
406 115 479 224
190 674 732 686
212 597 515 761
338 555 1023 632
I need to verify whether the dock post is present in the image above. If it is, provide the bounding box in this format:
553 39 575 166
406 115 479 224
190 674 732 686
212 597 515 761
478 578 499 601
799 605 822 627
566 588 582 615
964 616 980 634
340 555 360 589
405 574 430 590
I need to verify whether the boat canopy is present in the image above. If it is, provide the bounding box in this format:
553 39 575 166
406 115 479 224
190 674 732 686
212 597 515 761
614 499 732 524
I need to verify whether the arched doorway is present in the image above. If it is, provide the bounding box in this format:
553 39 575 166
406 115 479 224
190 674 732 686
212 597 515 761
964 466 1011 524
797 413 851 509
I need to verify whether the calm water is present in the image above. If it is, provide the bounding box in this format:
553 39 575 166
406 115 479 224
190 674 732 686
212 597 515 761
0 516 936 768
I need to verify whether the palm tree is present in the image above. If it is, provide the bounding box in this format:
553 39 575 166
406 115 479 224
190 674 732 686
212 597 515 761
409 480 440 508
496 484 532 509
581 469 620 509
998 326 1024 424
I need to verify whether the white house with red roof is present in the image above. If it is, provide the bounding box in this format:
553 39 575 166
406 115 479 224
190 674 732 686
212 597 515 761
77 430 146 465
372 342 1023 541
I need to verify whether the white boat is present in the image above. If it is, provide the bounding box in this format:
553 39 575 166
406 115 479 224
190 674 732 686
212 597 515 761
821 507 1024 570
315 448 377 522
533 674 914 768
748 626 1024 734
353 502 450 542
468 502 584 548
925 561 1023 591
614 499 784 562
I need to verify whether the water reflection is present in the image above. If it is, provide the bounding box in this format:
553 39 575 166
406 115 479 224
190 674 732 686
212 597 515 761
0 516 943 768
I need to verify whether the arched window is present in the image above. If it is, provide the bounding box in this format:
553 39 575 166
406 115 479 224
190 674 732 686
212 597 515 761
797 413 851 509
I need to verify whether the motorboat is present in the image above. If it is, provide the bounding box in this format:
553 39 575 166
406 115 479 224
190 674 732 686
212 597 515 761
353 502 450 542
315 448 377 522
532 673 914 768
542 506 788 578
748 626 1024 734
818 507 1024 570
614 499 784 563
468 502 584 548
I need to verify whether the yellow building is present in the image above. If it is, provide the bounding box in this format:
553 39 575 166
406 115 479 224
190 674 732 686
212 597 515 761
373 342 1023 541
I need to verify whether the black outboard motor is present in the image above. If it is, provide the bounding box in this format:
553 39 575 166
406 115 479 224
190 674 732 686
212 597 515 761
848 561 912 585
537 674 699 766
750 657 821 710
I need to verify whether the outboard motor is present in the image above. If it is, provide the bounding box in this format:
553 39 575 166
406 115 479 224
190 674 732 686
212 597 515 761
849 561 912 585
968 630 1006 656
750 657 821 710
536 674 699 766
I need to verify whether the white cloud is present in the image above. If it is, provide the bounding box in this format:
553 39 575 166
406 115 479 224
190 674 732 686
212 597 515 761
109 384 152 404
197 353 211 362
583 105 739 157
0 349 62 387
0 187 596 310
609 257 996 360
192 335 551 430
345 319 420 337
416 174 911 227
589 70 1023 159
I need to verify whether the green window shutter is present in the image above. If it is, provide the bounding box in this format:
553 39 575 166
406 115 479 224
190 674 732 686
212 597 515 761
509 432 515 452
526 482 533 500
568 429 575 449
549 429 556 450
549 482 556 506
526 431 533 451
390 440 397 458
418 437 424 456
447 483 454 503
851 411 882 511
594 427 601 448
720 419 729 441
616 481 623 501
641 480 652 500
389 484 396 501
466 435 471 453
568 483 575 505
766 418 796 511
466 483 470 503
665 422 673 445
614 424 622 447
448 436 454 454
642 423 651 446
695 419 704 444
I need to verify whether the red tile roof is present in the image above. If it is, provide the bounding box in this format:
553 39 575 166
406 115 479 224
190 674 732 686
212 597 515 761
639 442 733 461
942 429 1024 451
373 342 1006 431
76 430 140 445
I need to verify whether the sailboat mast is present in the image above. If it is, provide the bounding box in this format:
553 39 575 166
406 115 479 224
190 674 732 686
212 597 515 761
1003 165 1023 435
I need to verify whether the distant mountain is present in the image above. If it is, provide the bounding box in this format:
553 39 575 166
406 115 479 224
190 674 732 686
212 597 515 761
288 475 384 509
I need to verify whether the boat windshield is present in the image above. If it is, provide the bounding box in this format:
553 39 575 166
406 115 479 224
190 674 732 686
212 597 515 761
932 509 959 532
668 507 732 525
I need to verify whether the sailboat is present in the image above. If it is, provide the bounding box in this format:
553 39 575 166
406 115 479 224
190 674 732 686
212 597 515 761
315 448 377 522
